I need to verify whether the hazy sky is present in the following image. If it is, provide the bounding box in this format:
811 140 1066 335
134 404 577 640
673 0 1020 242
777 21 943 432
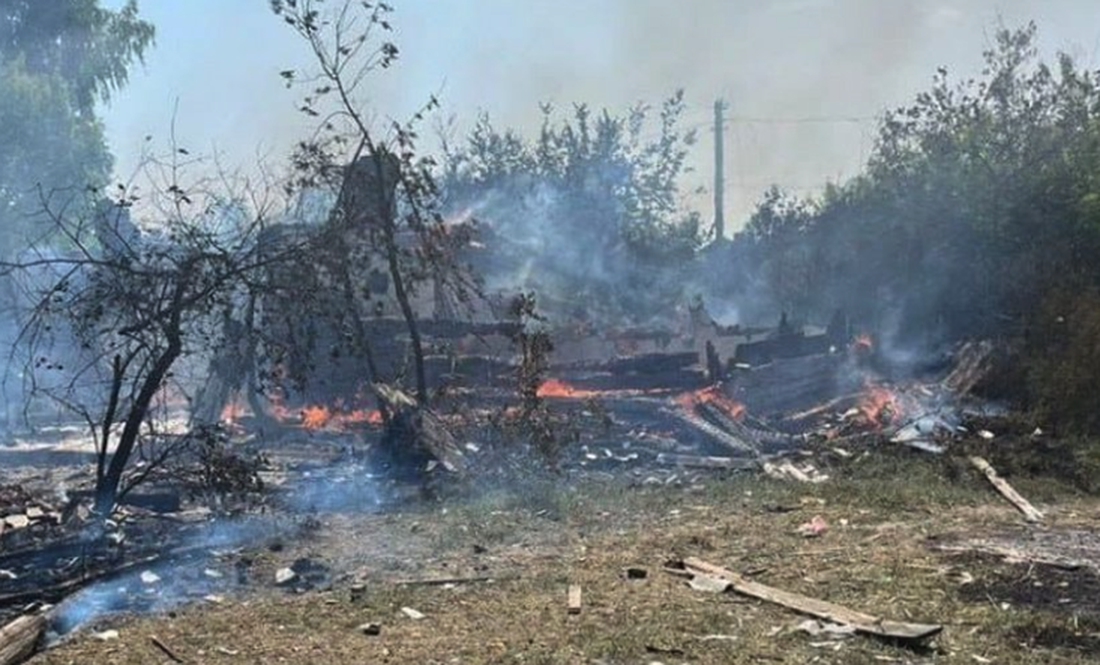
101 0 1100 230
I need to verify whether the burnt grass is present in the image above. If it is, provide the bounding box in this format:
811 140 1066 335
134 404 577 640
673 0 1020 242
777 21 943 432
29 444 1100 665
956 554 1100 656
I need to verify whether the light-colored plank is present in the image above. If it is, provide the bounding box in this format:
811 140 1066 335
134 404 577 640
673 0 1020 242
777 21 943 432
969 456 1043 522
0 614 46 665
567 584 582 615
682 557 942 642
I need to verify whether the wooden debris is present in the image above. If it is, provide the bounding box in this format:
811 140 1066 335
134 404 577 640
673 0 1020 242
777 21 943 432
668 407 758 456
968 456 1043 522
567 584 582 614
376 383 467 474
680 557 942 643
763 460 827 484
0 614 46 665
655 453 755 470
942 340 995 395
150 635 186 664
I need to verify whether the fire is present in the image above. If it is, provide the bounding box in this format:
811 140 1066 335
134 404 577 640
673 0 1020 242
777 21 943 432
676 386 747 421
853 333 874 353
219 396 250 425
298 405 383 430
858 383 902 428
537 378 603 399
301 405 331 429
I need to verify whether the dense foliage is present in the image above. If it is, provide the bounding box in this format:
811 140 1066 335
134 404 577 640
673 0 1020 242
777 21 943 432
0 0 154 254
720 23 1100 431
440 93 703 325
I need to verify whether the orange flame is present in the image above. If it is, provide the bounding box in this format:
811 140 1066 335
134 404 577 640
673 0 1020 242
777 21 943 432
858 383 902 428
219 396 250 425
537 378 603 399
298 405 383 430
676 386 747 421
301 405 332 430
853 334 874 353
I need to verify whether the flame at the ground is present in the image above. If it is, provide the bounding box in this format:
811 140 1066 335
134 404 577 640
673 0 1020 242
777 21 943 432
537 379 604 399
221 393 382 431
299 405 383 430
219 397 250 425
676 385 747 421
858 382 903 428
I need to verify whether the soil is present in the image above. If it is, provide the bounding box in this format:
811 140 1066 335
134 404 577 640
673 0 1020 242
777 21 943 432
21 448 1100 665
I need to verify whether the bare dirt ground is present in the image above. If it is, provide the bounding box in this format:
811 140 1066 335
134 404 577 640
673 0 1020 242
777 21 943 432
26 448 1100 665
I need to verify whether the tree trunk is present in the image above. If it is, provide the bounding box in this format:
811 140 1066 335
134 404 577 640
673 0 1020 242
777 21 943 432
384 237 427 404
94 298 184 516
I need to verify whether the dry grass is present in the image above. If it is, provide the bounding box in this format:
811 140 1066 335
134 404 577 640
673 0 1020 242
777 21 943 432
33 447 1100 664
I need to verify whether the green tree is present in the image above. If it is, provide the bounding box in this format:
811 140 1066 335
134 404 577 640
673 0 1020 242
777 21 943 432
441 94 702 325
0 0 154 254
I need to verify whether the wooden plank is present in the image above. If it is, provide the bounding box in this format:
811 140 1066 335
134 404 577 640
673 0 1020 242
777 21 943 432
682 557 942 642
668 408 758 456
969 456 1043 522
567 584 582 615
655 453 755 470
0 614 46 665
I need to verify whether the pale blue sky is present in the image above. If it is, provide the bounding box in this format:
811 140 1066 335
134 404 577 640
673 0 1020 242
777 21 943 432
101 1 1100 227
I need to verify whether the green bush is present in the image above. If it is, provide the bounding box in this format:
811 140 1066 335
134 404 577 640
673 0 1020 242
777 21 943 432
1026 288 1100 436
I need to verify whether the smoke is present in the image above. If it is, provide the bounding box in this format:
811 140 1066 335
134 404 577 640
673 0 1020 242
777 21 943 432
103 1 1100 230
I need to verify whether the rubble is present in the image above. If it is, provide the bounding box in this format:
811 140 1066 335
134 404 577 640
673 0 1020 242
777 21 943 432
567 584 582 614
400 607 426 620
358 622 382 636
675 557 943 643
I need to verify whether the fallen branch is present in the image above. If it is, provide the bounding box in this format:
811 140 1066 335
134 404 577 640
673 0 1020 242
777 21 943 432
150 635 185 664
678 557 942 643
968 456 1043 522
0 614 46 665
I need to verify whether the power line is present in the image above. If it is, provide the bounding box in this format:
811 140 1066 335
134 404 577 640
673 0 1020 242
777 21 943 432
724 115 877 125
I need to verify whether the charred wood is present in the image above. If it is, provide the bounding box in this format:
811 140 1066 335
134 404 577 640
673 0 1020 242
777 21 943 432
0 614 45 665
375 385 466 478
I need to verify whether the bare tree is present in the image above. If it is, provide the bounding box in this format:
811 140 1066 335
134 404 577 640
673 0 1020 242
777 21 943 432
1 146 291 516
272 0 479 406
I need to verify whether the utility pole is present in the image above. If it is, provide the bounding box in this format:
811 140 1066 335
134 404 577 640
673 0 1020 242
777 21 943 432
713 98 728 241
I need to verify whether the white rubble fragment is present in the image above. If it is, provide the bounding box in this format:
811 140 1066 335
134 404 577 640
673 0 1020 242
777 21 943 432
978 430 995 440
275 567 297 586
204 568 224 579
4 514 30 529
400 607 426 620
140 570 161 585
25 506 44 520
92 629 120 641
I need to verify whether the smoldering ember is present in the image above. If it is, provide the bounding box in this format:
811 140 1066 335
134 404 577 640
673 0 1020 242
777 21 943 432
2 3 1100 665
